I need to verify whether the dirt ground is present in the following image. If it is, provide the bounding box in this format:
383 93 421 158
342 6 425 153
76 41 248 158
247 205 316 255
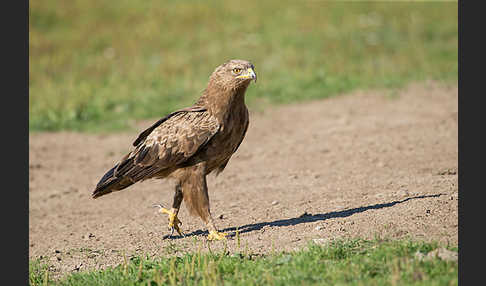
29 81 458 279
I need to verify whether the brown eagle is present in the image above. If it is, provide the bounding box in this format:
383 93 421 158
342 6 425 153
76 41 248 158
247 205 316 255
92 59 256 240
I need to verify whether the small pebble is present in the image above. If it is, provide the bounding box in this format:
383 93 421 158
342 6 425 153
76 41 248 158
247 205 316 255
83 233 95 240
299 211 310 218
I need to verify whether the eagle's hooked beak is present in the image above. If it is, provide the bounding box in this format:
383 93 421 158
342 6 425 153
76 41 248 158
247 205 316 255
236 67 257 82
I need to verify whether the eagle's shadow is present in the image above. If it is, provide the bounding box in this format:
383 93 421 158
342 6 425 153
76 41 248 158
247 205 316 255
163 194 442 240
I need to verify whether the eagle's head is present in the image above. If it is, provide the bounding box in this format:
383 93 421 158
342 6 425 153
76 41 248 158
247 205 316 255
209 59 257 90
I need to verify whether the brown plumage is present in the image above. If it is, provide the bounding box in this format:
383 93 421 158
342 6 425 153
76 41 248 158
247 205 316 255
92 59 256 240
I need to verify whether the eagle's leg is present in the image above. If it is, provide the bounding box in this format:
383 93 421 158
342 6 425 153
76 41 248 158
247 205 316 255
157 183 184 237
182 163 227 241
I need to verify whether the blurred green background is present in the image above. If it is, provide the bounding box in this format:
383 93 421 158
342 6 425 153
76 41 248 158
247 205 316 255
29 0 457 132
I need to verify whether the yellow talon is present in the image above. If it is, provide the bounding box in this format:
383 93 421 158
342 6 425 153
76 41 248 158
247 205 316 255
155 205 183 236
207 230 228 241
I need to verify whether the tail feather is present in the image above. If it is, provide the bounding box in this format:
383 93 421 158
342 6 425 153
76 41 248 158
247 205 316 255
92 165 134 199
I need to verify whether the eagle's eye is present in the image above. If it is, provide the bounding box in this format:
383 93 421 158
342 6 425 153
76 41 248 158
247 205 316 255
232 68 242 74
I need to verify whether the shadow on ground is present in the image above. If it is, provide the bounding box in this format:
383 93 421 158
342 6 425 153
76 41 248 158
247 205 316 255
164 194 442 240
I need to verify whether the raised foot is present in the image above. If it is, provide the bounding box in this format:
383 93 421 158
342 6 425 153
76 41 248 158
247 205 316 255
207 230 228 241
154 205 184 237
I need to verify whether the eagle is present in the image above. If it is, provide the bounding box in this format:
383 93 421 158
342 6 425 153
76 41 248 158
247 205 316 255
92 59 257 240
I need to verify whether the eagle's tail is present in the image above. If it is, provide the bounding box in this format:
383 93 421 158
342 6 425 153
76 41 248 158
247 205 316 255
91 165 135 199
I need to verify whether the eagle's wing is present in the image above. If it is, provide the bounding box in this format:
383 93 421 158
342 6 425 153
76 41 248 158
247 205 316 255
120 108 219 180
92 107 219 198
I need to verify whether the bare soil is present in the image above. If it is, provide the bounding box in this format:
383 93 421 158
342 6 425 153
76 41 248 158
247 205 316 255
29 81 458 279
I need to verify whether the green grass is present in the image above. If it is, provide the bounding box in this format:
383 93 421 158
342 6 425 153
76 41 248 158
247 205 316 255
29 0 458 132
30 238 458 286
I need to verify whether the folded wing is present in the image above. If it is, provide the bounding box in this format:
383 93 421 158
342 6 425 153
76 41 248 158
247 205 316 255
92 108 220 198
